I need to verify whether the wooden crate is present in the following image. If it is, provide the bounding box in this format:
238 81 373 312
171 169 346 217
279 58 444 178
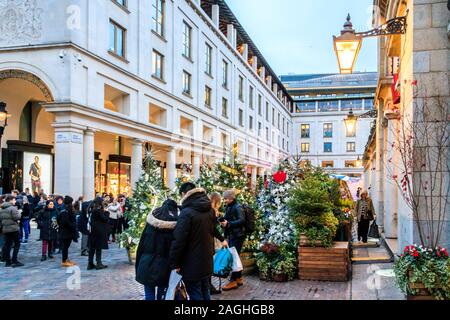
298 242 350 282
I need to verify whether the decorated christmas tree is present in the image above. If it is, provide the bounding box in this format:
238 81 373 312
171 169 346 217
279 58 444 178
119 147 166 251
256 156 304 280
195 162 216 195
212 143 252 204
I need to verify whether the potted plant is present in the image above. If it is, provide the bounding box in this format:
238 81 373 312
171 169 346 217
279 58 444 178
271 248 297 282
394 245 450 300
255 253 272 281
287 173 339 247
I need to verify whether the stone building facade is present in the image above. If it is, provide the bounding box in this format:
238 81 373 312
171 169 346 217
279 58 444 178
0 0 293 198
363 0 449 252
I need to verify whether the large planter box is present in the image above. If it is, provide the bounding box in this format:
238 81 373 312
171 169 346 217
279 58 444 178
299 234 325 247
298 242 350 282
407 271 437 300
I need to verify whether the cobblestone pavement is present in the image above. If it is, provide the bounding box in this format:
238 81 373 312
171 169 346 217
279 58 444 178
0 224 404 300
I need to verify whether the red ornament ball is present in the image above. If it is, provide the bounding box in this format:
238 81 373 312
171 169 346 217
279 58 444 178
273 171 287 184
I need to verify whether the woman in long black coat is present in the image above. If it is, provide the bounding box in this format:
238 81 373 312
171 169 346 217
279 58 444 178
58 196 79 267
87 197 110 270
135 199 178 300
37 200 58 261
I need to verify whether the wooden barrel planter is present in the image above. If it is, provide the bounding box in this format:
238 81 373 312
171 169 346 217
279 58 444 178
298 241 350 282
240 252 256 275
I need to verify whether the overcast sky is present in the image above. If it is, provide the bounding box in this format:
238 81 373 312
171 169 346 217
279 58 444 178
225 0 378 76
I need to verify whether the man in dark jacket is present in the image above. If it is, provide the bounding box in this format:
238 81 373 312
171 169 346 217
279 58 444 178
169 182 215 301
221 190 246 291
0 195 24 267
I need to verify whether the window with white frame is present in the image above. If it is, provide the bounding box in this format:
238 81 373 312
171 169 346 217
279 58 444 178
249 86 254 109
222 60 228 88
152 50 164 80
238 76 244 101
109 20 126 57
182 71 191 95
205 43 212 75
182 21 192 59
346 142 356 152
222 97 228 118
238 109 244 127
152 0 164 36
204 86 212 107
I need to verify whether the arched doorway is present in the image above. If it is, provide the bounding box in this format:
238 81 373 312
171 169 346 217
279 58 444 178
0 69 55 194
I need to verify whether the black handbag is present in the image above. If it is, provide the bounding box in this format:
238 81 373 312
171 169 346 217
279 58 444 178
368 220 380 239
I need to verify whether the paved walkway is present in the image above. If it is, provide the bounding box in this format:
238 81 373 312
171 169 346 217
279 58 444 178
0 223 404 300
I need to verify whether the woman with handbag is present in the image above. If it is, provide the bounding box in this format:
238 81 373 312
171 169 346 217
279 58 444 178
355 190 376 243
135 199 179 300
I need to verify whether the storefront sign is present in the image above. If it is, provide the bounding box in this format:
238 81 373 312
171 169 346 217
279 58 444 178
71 133 83 144
55 132 70 143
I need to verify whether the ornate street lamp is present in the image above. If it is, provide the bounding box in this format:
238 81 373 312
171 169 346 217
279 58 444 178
333 14 362 74
333 13 408 74
344 108 358 137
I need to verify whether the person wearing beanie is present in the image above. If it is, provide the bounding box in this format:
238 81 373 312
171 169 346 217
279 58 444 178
135 199 179 300
58 196 79 267
37 200 58 261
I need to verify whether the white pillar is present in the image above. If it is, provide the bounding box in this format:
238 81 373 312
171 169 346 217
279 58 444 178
83 128 95 201
54 124 84 199
131 139 144 193
241 43 248 61
251 166 257 188
384 121 398 238
260 66 266 81
252 56 258 71
375 102 385 229
167 147 177 190
227 24 236 48
211 4 219 27
266 75 272 87
193 154 201 180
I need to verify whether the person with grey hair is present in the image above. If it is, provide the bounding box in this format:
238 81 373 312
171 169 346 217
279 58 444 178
356 190 376 243
220 189 246 291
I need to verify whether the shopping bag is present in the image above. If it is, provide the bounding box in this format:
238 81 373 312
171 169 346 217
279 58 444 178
368 220 380 239
165 270 184 300
229 247 243 272
175 280 189 300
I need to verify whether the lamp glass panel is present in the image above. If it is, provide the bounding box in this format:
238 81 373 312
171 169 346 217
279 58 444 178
335 40 361 73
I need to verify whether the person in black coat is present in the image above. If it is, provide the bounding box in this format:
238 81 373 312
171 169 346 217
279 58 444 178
87 197 110 270
220 189 246 291
136 199 178 300
78 199 91 256
58 196 78 267
169 183 216 301
37 200 58 261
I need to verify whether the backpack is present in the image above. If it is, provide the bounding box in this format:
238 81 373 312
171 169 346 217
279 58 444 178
213 248 233 278
241 204 256 234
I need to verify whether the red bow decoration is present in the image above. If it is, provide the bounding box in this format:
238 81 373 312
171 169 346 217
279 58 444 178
273 171 287 184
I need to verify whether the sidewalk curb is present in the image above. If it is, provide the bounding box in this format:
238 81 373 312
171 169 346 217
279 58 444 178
380 233 397 262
